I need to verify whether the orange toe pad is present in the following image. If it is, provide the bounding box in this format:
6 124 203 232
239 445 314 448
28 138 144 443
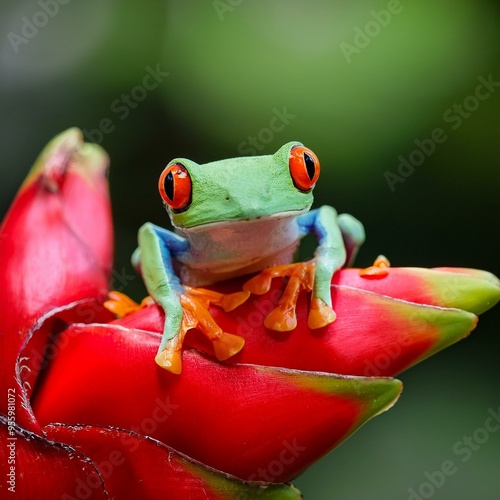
359 255 391 278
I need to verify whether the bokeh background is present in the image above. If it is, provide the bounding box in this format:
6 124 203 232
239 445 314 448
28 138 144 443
1 1 499 498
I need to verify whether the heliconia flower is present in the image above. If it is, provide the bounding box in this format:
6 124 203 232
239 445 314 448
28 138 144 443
96 265 499 378
0 131 308 498
30 262 498 483
1 416 304 500
1 129 499 497
0 128 113 433
32 323 402 483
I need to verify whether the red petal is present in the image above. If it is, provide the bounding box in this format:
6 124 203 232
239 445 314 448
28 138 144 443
213 283 478 376
0 129 113 432
45 424 302 499
333 267 500 314
32 324 401 482
0 417 107 498
113 279 477 377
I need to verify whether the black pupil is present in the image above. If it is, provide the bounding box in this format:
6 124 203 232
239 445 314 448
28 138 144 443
304 153 316 180
165 171 175 201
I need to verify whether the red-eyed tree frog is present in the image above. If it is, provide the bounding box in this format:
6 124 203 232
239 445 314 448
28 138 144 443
124 142 365 374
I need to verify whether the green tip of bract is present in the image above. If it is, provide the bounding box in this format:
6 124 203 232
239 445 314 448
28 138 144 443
430 268 500 315
279 369 403 430
411 305 478 365
186 460 303 499
351 376 403 418
384 295 478 371
226 483 303 500
22 128 108 191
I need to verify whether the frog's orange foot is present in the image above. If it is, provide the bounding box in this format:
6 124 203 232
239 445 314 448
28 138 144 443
359 255 391 278
155 288 247 374
155 341 183 375
104 291 154 317
184 285 250 312
308 297 336 329
243 261 333 331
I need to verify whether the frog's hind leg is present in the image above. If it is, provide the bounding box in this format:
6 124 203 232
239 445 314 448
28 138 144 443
104 287 247 374
104 291 154 317
243 259 335 332
178 290 247 362
337 213 365 267
244 261 316 331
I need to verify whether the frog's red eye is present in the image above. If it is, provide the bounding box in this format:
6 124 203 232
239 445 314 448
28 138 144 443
289 146 320 192
158 163 192 211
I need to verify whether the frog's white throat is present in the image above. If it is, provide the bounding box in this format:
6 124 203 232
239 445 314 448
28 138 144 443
173 210 307 287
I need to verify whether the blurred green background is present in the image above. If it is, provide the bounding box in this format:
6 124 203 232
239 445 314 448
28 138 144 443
1 1 499 498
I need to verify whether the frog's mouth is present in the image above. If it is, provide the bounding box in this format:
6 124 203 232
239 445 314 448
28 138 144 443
173 209 308 233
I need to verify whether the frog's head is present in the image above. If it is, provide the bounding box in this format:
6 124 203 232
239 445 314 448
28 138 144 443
158 142 320 229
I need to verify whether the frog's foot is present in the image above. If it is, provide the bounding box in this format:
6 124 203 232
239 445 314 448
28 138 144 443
307 297 336 329
155 335 186 375
244 261 333 331
104 291 154 317
183 286 251 312
359 255 391 278
155 288 248 374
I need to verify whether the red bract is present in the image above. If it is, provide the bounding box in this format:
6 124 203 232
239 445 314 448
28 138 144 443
0 129 113 433
43 424 302 500
1 416 301 500
31 265 498 483
32 324 402 483
104 267 499 377
1 417 107 500
1 129 499 498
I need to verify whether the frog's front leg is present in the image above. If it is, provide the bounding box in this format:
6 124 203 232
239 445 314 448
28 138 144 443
244 207 365 331
296 209 365 328
135 223 188 372
134 223 246 374
297 206 348 328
